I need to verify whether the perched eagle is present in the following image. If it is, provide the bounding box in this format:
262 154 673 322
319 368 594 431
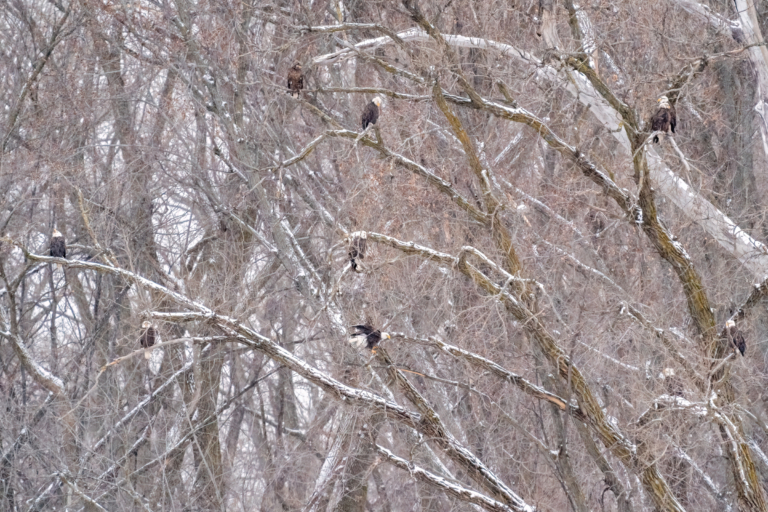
50 228 66 260
140 321 157 359
651 95 676 143
348 232 367 272
287 62 304 98
348 324 390 351
361 97 382 130
725 319 746 356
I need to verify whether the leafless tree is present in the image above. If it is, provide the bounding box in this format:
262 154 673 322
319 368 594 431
1 0 768 510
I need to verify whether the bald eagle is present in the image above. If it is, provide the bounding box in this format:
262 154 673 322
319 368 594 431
348 232 367 272
140 321 157 359
651 95 676 143
348 324 390 351
361 97 382 130
50 229 66 265
287 62 304 98
725 319 746 356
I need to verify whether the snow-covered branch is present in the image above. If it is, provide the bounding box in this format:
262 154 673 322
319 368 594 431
297 23 406 46
636 395 709 427
672 444 729 506
671 0 742 39
393 332 584 419
5 245 540 511
322 130 490 224
0 328 64 396
376 445 523 512
375 347 532 510
57 473 108 512
7 252 421 429
697 0 768 164
313 27 768 278
365 231 684 512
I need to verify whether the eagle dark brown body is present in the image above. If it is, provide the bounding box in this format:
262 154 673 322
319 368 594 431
725 319 746 356
651 95 676 143
140 321 157 359
50 229 66 259
361 97 382 130
287 63 304 98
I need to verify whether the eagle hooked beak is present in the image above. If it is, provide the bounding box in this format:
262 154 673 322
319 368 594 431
383 333 391 340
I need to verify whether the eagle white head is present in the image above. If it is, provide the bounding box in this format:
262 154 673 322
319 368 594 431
662 368 675 378
382 333 391 340
657 95 671 109
372 97 382 108
142 320 152 329
725 319 736 329
52 228 62 238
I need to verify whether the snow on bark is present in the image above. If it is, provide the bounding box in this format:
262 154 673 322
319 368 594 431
0 328 64 396
673 445 728 506
392 331 582 417
35 247 531 512
377 445 527 512
670 0 742 39
312 29 768 278
365 232 690 511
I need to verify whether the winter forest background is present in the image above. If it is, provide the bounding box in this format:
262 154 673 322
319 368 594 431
2 0 768 510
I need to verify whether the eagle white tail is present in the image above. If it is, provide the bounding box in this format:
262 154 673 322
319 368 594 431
348 334 368 349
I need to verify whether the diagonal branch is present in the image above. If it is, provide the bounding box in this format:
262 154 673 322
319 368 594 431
321 130 489 224
392 332 585 420
4 242 538 512
364 232 686 512
0 328 64 396
311 28 768 278
297 23 405 46
375 347 533 511
376 445 518 512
